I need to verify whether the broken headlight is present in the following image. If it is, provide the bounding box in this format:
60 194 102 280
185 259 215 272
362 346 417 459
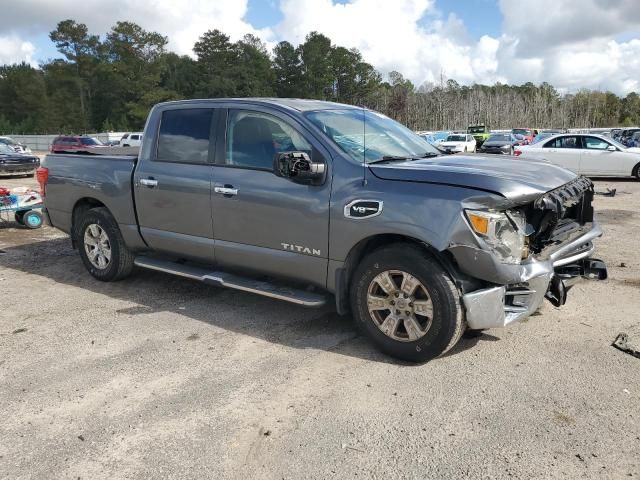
465 209 528 264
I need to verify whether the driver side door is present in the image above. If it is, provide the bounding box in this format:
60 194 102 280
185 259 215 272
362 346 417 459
210 107 332 287
579 136 628 176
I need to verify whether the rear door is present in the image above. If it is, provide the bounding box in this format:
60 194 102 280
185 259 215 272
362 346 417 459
541 135 581 172
133 107 217 263
210 106 332 287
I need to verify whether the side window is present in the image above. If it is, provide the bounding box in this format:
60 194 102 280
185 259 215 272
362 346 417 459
157 109 213 164
584 136 609 150
545 136 580 149
226 110 312 170
131 135 140 140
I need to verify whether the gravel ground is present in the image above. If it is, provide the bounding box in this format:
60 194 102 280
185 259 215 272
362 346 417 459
0 175 639 479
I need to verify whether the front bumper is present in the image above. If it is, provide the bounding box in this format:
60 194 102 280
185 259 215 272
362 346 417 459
0 165 37 175
457 221 607 330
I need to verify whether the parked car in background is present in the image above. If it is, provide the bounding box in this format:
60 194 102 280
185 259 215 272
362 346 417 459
516 133 640 178
511 128 535 145
467 125 490 147
610 128 622 140
0 143 40 176
50 136 106 154
438 133 476 153
620 128 640 147
120 132 143 147
0 136 32 154
478 133 521 155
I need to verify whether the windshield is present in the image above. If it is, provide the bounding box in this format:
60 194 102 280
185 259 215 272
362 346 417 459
80 137 103 146
488 134 511 142
446 135 466 142
468 126 486 134
305 109 440 163
0 144 15 154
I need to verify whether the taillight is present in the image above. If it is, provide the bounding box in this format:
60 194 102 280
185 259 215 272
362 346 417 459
514 149 522 157
36 167 49 196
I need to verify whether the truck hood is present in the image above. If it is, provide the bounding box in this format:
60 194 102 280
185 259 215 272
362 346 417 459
368 154 578 204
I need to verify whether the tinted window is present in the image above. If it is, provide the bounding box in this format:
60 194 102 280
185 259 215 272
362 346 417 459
583 136 610 150
544 136 580 149
130 135 140 140
80 137 102 145
157 109 213 163
226 110 311 169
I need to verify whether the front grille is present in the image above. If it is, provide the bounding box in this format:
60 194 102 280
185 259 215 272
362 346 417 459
527 176 594 252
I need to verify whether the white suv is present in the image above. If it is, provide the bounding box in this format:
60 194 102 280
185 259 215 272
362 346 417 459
120 132 143 147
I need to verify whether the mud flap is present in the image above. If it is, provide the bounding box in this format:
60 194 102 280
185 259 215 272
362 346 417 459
545 275 567 307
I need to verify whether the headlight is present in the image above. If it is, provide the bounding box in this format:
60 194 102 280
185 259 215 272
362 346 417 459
465 209 528 264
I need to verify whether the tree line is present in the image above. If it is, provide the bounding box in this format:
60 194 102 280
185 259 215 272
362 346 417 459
0 19 639 135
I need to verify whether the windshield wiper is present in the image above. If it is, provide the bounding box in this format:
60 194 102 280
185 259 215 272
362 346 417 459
368 155 414 164
420 152 439 158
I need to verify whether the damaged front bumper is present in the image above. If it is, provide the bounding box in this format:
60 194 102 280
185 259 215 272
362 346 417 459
454 221 607 330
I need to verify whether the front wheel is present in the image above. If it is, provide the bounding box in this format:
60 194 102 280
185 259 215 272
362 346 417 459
77 207 134 281
350 244 465 362
633 163 640 180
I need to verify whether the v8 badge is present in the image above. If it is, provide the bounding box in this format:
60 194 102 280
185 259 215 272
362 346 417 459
344 200 383 219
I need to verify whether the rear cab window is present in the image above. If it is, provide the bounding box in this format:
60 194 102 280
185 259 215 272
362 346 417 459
156 109 214 164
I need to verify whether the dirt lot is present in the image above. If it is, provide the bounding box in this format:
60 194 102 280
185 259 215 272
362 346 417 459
1 175 639 479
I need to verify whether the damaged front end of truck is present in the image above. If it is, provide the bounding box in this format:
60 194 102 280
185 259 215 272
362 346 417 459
448 176 607 330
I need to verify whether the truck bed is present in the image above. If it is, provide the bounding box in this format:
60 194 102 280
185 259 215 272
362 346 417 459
42 153 139 238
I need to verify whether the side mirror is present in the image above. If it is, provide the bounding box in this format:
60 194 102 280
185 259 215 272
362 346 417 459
607 145 617 152
274 151 325 184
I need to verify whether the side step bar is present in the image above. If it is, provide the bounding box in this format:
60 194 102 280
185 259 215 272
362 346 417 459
133 256 327 307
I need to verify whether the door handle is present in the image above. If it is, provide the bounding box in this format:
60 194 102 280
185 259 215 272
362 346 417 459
214 186 238 196
139 178 158 188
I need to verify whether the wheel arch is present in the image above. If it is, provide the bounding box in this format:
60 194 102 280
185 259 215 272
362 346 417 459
333 233 473 315
71 197 108 247
632 161 640 179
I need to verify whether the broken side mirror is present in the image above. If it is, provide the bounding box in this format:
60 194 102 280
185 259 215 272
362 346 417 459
274 151 326 185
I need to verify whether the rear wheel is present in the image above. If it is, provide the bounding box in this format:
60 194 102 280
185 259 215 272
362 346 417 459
14 211 25 225
350 244 465 362
633 163 640 180
77 207 134 281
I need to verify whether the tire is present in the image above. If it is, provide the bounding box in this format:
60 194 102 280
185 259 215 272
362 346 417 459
22 210 43 229
464 147 467 152
633 163 640 180
77 207 134 281
14 211 25 225
350 243 465 362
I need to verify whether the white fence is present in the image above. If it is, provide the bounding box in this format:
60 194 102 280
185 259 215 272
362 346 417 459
5 132 128 152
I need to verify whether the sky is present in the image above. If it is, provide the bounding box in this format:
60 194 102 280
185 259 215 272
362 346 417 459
1 0 639 95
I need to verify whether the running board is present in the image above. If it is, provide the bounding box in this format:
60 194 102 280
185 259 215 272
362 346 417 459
133 256 326 307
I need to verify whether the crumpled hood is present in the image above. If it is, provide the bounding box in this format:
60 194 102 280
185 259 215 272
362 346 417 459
369 154 578 204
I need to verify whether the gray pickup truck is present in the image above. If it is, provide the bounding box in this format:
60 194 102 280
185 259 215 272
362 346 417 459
39 98 607 362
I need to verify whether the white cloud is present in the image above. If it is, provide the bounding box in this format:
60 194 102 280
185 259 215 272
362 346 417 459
0 35 35 65
276 0 499 86
1 0 639 95
0 0 272 57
